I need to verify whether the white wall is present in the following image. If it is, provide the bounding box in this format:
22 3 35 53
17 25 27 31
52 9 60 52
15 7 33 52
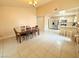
0 6 36 40
44 16 49 31
37 16 45 31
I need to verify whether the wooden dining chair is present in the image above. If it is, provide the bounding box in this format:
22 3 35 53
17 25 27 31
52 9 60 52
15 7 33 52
14 27 29 43
20 26 26 32
13 28 21 43
35 25 40 35
73 28 79 44
26 26 33 39
32 27 37 36
20 26 28 40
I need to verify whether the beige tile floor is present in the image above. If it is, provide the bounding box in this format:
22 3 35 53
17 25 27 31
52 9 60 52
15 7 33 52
0 31 79 58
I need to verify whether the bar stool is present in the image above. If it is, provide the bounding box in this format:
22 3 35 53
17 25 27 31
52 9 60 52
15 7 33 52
74 34 79 44
68 31 72 38
63 29 66 36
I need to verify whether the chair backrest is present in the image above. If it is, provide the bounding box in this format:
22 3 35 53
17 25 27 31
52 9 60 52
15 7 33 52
35 25 38 28
35 25 39 31
76 28 79 33
26 26 31 30
20 26 26 32
20 26 25 28
76 24 79 33
13 28 18 35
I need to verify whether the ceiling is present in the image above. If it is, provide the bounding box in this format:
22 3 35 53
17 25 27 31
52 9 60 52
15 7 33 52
36 0 53 7
48 7 79 17
0 0 53 7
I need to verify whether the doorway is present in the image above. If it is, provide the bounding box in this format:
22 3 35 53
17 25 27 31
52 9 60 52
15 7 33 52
37 16 45 32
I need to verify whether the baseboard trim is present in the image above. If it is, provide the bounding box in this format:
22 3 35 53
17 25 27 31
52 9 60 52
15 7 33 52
0 35 15 40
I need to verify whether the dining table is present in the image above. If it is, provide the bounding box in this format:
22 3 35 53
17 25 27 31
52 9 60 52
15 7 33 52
14 26 39 43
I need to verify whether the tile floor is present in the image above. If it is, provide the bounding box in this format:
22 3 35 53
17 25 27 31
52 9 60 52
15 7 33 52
0 31 79 58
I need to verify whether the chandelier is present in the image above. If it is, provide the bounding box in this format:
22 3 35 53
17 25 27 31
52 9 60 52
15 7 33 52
28 0 39 7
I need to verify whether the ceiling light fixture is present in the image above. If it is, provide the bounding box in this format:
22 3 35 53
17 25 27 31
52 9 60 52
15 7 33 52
28 0 39 7
59 10 66 15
